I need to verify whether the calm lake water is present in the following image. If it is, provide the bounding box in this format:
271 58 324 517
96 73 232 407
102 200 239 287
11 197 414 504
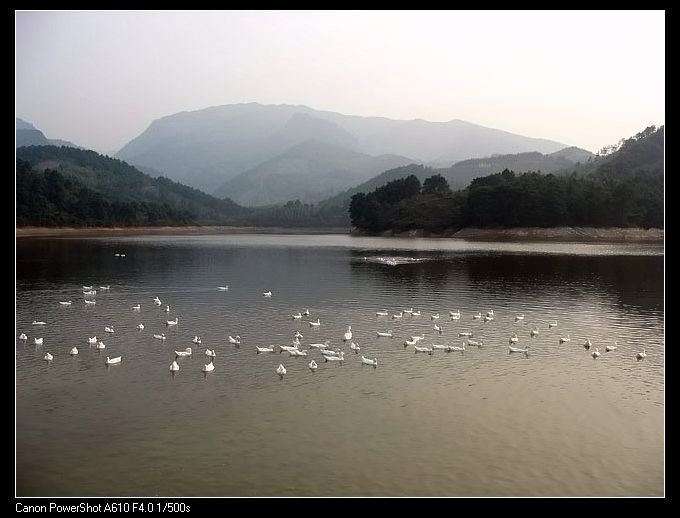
16 235 664 496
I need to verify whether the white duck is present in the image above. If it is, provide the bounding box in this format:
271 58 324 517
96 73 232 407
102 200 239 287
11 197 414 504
18 333 27 340
32 321 46 325
302 308 310 316
104 326 115 333
294 330 304 339
431 313 440 320
292 312 302 320
509 345 529 355
321 349 343 358
289 349 308 357
467 339 484 347
276 364 286 376
59 301 72 306
69 347 78 355
256 345 275 353
531 326 540 337
175 347 192 357
106 356 121 365
392 312 403 319
85 300 96 305
411 310 421 317
549 321 558 328
88 336 98 344
82 285 93 290
153 333 166 340
515 314 525 321
376 330 393 338
153 297 162 306
376 310 389 316
205 349 216 357
434 324 442 334
324 352 345 363
559 335 571 343
166 317 178 326
192 336 202 344
584 338 592 350
509 333 519 344
309 318 321 327
165 305 170 313
217 285 229 291
132 304 141 311
472 312 481 320
228 335 241 344
99 285 110 291
44 352 53 361
447 343 466 353
308 359 318 371
413 345 434 354
169 361 179 372
591 348 601 359
403 308 414 315
606 342 618 352
202 361 214 372
137 323 145 330
309 340 330 349
459 331 473 337
350 341 361 353
636 348 647 361
96 341 106 349
263 291 272 297
343 326 353 341
361 356 378 367
34 337 43 345
404 338 418 347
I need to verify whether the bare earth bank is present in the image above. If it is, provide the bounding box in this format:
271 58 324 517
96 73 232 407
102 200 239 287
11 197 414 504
353 226 664 242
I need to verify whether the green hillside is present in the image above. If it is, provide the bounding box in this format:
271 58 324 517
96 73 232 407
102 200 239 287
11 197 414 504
16 146 242 226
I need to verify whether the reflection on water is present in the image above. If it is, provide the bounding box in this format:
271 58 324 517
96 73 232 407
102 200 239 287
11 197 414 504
16 235 663 496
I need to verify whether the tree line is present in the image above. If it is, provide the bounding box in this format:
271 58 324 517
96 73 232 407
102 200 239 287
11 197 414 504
349 169 663 233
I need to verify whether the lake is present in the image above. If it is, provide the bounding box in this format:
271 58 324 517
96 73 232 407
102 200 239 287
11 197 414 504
15 234 664 496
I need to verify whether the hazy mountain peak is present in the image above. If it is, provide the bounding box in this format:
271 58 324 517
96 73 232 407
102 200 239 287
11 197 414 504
16 117 37 130
15 118 82 149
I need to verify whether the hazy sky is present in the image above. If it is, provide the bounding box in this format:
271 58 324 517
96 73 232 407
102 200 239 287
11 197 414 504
16 10 665 154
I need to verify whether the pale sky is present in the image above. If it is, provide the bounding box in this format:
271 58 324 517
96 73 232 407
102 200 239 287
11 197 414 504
16 10 665 154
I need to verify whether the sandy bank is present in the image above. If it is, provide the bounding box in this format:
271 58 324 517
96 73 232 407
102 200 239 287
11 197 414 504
16 226 351 238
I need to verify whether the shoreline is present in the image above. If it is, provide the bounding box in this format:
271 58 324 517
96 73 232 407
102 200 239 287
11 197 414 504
15 225 664 243
15 226 351 238
352 226 664 243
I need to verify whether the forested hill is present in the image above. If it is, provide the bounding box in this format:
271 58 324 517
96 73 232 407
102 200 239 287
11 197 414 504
573 125 664 178
16 146 242 226
349 126 664 233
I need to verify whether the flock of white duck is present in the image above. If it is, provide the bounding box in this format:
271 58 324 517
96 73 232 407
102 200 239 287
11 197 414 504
19 283 651 379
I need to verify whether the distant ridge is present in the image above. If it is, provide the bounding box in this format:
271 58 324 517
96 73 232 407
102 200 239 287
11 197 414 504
16 118 82 149
116 102 568 198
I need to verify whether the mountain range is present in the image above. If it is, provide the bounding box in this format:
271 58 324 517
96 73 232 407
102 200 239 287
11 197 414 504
116 103 569 204
15 126 662 229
